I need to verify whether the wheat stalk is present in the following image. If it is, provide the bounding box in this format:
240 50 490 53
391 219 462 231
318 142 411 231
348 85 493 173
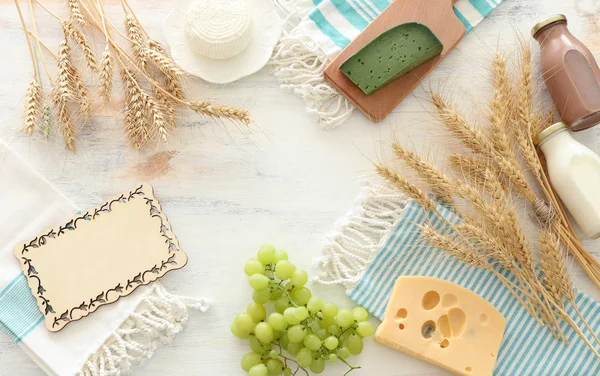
54 37 76 150
388 158 564 338
163 73 185 101
99 44 113 101
23 79 41 135
391 142 455 205
431 92 538 203
152 85 176 128
68 0 84 26
121 68 149 150
381 134 573 337
373 41 600 352
375 163 438 213
147 96 168 144
448 153 511 192
40 102 51 138
419 225 488 268
540 231 574 304
54 99 76 151
489 53 512 159
539 230 600 351
64 22 97 71
69 63 90 118
146 48 185 78
19 0 252 151
148 38 166 54
188 100 251 125
430 93 491 155
143 39 185 100
125 13 146 69
514 45 600 286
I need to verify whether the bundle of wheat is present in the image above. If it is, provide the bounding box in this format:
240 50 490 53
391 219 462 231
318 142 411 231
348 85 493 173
376 44 600 358
15 0 251 151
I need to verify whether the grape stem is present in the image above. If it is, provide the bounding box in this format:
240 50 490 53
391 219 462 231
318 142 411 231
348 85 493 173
273 341 309 375
340 358 361 376
339 326 354 337
267 264 299 308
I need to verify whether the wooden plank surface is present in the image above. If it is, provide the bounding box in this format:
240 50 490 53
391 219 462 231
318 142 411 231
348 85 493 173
324 0 465 122
2 0 600 375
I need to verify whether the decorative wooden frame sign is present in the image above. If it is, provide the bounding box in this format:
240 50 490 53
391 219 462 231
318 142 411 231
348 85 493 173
14 183 188 332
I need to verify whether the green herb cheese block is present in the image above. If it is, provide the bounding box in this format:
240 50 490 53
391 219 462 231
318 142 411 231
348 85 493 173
339 22 443 96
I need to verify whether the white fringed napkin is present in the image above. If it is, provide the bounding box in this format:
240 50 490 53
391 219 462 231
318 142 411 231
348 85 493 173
0 139 209 376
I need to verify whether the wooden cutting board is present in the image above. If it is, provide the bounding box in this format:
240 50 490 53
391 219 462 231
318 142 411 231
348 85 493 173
324 0 465 122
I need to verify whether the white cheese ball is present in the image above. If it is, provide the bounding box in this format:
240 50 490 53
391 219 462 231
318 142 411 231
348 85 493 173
184 0 253 60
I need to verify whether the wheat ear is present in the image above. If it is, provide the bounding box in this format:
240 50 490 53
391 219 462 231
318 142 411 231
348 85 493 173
374 163 438 213
146 96 168 144
540 230 600 354
68 0 85 25
144 42 185 100
63 22 97 71
148 39 166 54
152 85 176 129
188 100 252 125
54 38 76 150
145 48 185 78
448 153 511 192
121 68 150 150
419 224 489 268
68 63 90 118
489 53 512 159
24 79 41 135
516 45 600 287
99 44 113 101
40 102 51 138
540 231 574 303
431 92 537 203
125 13 146 69
391 142 455 205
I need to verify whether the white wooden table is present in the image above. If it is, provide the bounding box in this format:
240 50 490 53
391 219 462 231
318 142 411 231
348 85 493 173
2 0 600 375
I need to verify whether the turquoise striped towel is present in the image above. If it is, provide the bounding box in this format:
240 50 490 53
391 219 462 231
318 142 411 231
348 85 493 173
315 182 600 375
272 0 504 128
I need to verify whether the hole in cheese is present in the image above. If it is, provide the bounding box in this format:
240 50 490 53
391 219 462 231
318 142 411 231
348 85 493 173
421 320 436 339
440 339 450 348
442 293 458 307
465 366 472 372
422 291 440 310
437 314 451 338
448 308 466 336
480 313 489 325
399 323 405 330
395 308 408 320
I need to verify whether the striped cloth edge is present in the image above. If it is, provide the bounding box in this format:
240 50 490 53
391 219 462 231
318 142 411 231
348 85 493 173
271 0 504 127
0 274 43 343
301 0 503 56
316 183 600 375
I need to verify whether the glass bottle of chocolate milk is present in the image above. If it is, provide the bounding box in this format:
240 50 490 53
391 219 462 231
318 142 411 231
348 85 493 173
533 15 600 131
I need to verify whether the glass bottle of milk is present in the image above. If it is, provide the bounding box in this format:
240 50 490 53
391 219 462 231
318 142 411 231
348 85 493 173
536 122 600 238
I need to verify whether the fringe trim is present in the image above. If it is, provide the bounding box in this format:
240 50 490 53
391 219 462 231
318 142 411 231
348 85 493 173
314 181 411 288
270 0 354 129
78 284 210 376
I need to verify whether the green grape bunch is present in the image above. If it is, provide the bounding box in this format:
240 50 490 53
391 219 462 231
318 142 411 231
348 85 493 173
231 243 375 376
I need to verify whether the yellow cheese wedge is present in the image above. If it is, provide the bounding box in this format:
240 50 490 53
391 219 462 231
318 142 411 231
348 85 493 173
375 276 506 376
